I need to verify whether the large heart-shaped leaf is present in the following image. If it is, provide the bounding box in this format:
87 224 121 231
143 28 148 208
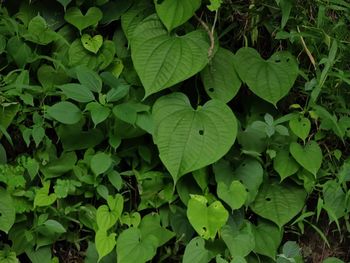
152 93 237 182
217 181 247 210
234 47 299 106
0 188 15 233
64 7 103 32
290 141 323 176
95 230 116 262
250 181 307 228
131 15 209 98
201 47 241 103
155 0 201 32
187 195 228 240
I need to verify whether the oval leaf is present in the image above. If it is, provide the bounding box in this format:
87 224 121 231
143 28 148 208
153 92 237 182
47 101 82 125
58 83 95 103
0 188 15 233
131 15 209 98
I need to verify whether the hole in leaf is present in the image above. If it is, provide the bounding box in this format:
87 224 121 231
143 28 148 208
209 88 214 92
202 226 207 232
265 197 271 201
195 242 199 247
85 42 88 45
157 0 165 4
239 180 243 184
199 130 204 135
242 163 246 167
275 59 281 63
246 188 249 192
286 58 290 62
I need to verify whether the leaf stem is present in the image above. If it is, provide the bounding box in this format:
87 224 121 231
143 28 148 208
194 14 215 59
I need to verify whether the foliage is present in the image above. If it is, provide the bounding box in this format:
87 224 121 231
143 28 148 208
0 0 350 262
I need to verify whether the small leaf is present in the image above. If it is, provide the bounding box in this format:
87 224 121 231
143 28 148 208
207 0 223 12
24 15 59 45
201 48 241 103
153 93 237 182
116 228 157 263
187 195 228 240
90 152 112 176
86 102 111 126
131 15 209 98
46 101 82 125
221 221 255 258
58 83 95 103
217 181 247 210
183 237 214 263
64 7 103 32
95 230 116 262
273 149 299 181
290 141 323 176
42 220 66 234
289 116 311 142
96 205 120 231
250 181 307 228
0 188 16 233
155 0 201 31
253 221 282 259
75 65 103 93
234 47 299 106
34 182 57 208
81 34 103 54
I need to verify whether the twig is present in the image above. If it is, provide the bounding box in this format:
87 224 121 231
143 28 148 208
194 14 215 59
297 26 316 70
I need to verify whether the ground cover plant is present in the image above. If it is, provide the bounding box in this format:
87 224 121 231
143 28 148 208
0 0 350 262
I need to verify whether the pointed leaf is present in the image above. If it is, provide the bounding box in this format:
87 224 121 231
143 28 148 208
183 237 214 263
46 101 82 124
64 7 103 32
234 47 299 106
290 141 322 176
273 149 299 181
0 188 15 233
155 0 201 31
153 93 237 182
131 15 209 98
201 48 241 103
250 182 307 228
187 195 228 240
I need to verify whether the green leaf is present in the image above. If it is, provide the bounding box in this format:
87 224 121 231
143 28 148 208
201 48 241 103
86 102 111 126
100 1 133 24
187 195 228 240
250 182 307 228
41 152 77 179
290 141 323 176
153 93 237 182
217 181 247 210
289 116 311 142
0 188 16 233
75 66 103 93
323 258 345 263
81 34 103 54
69 39 115 71
139 214 175 247
34 182 57 208
42 220 66 234
131 15 209 98
207 0 223 12
24 15 59 45
232 159 264 204
90 152 112 176
58 83 95 103
64 7 103 32
183 237 214 263
56 0 72 10
221 221 255 258
37 65 70 91
253 221 282 259
0 249 18 263
116 228 157 263
96 205 119 231
95 230 116 262
121 0 154 40
7 37 32 68
46 101 82 125
154 0 201 31
273 149 299 181
234 47 299 106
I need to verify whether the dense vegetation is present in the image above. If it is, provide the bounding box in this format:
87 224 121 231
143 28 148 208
1 0 350 262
